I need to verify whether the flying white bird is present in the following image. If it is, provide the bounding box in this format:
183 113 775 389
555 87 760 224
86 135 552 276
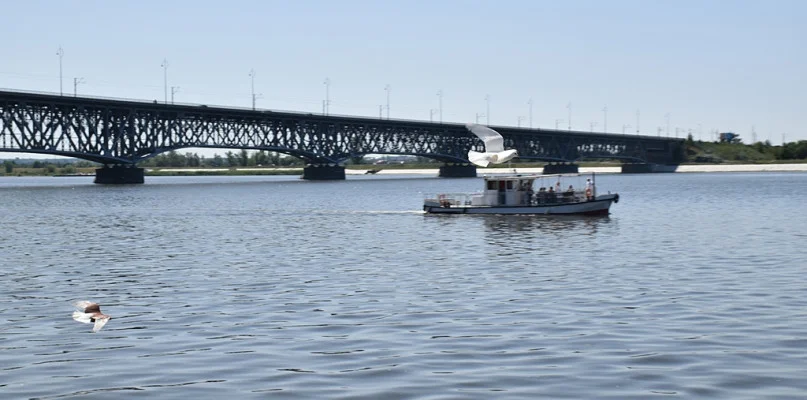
466 123 518 167
72 301 111 333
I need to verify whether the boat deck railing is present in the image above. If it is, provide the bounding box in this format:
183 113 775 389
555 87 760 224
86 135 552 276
424 193 477 207
426 190 597 207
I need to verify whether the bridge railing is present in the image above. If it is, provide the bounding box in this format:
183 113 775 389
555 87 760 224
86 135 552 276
0 87 467 127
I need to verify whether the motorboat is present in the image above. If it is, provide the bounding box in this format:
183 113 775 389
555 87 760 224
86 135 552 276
423 173 619 215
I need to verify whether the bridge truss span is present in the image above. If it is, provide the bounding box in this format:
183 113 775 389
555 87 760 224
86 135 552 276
0 89 684 169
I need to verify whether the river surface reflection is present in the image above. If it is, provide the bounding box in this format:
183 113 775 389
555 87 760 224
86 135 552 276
1 172 806 399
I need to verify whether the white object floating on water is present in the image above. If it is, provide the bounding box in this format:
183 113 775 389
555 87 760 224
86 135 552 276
466 123 518 167
72 300 111 333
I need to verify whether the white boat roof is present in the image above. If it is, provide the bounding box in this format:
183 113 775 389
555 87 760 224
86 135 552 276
482 173 587 181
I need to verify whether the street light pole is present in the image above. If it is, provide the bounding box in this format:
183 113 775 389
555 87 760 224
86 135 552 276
323 77 330 115
249 69 256 110
484 94 490 125
57 47 64 96
161 59 169 104
73 77 84 97
636 109 640 134
437 89 443 123
384 84 390 119
566 102 572 130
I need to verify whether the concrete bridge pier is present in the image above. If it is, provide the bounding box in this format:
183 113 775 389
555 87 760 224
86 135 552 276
543 163 579 174
439 164 477 178
302 164 346 180
94 165 145 184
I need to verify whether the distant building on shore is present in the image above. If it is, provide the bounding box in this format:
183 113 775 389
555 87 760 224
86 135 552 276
719 132 742 143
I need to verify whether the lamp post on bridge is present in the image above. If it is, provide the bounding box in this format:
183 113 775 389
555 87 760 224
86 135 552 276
171 86 180 104
484 94 490 125
161 59 169 104
73 77 84 97
249 69 264 111
566 102 572 130
436 89 443 123
57 46 64 96
384 84 390 119
323 77 330 115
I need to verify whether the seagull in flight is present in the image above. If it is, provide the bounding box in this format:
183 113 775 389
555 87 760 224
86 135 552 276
466 123 518 167
72 301 111 333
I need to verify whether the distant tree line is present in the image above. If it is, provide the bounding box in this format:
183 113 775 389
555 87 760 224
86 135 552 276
687 133 807 161
744 140 807 160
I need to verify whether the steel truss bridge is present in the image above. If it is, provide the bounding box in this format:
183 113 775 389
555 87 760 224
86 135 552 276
0 89 684 181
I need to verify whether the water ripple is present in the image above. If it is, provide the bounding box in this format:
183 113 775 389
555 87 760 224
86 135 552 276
1 173 806 398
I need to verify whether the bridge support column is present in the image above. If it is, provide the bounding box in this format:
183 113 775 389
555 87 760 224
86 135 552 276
94 165 145 184
621 163 678 173
543 163 579 174
302 164 345 180
439 164 477 178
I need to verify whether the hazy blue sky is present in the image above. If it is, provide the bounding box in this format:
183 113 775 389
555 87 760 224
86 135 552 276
1 0 804 145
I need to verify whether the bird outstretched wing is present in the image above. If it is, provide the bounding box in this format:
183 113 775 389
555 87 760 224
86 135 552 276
92 316 110 333
72 311 93 324
466 123 505 153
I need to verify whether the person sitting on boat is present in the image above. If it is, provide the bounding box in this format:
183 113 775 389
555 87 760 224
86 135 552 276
547 186 557 203
564 185 575 202
537 187 546 204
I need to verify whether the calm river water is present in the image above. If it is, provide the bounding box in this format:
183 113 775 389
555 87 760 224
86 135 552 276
1 172 806 399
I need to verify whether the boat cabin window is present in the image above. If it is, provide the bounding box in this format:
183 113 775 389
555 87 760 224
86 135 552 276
506 181 513 190
487 181 497 190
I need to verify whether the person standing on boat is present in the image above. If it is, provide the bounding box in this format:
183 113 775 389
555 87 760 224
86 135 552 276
585 178 595 200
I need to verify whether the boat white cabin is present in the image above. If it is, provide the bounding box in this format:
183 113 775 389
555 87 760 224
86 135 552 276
423 173 619 215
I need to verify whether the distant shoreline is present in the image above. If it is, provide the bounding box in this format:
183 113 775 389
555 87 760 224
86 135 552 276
151 163 807 176
346 164 807 176
2 163 806 179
